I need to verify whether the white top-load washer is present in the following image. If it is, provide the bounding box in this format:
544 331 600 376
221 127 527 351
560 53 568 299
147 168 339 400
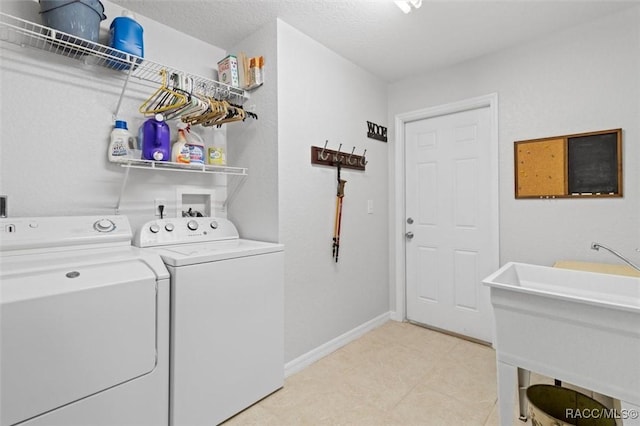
0 215 170 426
135 217 284 426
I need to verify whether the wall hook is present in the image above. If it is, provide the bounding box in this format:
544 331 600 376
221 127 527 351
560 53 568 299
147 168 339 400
333 143 343 163
319 140 330 161
347 147 357 165
360 149 368 166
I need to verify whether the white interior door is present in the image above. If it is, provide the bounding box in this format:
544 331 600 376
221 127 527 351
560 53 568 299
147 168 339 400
404 106 496 343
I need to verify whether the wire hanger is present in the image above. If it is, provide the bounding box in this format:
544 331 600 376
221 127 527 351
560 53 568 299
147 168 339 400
165 77 209 121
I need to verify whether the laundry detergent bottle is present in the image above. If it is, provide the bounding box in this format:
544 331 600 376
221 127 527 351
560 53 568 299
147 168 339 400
108 120 132 163
185 127 205 165
142 114 170 161
108 10 144 70
172 126 191 164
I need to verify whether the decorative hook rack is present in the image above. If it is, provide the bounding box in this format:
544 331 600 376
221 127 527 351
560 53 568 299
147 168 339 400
311 140 367 171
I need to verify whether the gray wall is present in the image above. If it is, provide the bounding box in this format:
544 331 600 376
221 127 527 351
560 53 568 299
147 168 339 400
388 6 640 312
229 19 391 363
228 21 280 243
276 20 390 362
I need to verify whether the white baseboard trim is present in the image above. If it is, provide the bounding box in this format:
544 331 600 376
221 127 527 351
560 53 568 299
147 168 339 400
284 311 391 378
389 310 404 322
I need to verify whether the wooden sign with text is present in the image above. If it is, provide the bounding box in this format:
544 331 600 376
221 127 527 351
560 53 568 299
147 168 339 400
367 121 387 142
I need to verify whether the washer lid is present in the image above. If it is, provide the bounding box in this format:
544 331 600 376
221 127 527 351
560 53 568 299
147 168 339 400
1 260 158 425
1 245 169 281
152 239 284 267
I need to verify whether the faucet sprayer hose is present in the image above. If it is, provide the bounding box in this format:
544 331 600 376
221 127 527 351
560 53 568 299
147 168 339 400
591 242 640 272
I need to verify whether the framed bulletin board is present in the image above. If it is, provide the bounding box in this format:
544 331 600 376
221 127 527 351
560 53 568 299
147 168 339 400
514 129 622 199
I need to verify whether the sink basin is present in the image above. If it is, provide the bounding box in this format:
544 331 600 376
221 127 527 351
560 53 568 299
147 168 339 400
483 262 640 425
483 262 640 312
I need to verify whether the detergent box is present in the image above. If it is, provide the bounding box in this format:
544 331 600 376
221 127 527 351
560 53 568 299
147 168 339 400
217 55 239 88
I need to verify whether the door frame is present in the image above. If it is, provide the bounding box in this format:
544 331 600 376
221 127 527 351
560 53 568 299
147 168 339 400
392 93 500 322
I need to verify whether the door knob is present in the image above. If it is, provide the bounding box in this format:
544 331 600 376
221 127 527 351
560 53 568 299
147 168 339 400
405 231 414 239
406 217 414 224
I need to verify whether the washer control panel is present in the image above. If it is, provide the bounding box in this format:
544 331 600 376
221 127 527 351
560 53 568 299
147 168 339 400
0 215 132 251
135 217 239 247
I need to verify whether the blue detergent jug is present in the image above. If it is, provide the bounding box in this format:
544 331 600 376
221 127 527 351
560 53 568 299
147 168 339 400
108 10 143 70
142 114 170 161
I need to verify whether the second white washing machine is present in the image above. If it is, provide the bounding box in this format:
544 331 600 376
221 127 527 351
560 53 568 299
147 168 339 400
135 217 284 426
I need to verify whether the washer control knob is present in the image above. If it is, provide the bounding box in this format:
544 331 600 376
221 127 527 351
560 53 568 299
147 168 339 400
149 224 160 234
210 220 218 229
165 223 175 232
187 220 199 231
94 219 116 233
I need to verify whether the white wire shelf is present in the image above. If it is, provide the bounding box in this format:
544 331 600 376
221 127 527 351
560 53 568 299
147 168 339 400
119 159 248 176
1 11 251 213
0 12 249 101
115 159 248 213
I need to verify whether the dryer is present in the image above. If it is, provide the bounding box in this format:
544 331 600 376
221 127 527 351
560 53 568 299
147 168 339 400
135 217 284 426
0 215 169 426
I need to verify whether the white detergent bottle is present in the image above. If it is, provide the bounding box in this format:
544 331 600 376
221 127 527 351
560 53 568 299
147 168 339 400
109 120 133 162
172 126 191 164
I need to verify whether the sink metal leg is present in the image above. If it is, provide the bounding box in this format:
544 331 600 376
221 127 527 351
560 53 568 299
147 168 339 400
497 360 518 426
517 368 531 421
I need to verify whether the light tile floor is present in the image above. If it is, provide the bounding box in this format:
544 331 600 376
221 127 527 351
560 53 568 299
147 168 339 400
223 320 529 426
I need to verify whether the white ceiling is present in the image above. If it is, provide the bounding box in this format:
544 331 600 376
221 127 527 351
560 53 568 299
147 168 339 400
111 0 638 82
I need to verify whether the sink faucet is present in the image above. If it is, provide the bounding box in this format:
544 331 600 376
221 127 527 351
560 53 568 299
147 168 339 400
591 242 640 272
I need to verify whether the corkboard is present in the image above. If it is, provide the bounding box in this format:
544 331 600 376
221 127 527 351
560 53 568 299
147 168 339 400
515 138 566 198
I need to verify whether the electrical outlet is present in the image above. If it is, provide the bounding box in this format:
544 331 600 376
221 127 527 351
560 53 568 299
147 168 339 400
367 199 373 214
154 198 167 216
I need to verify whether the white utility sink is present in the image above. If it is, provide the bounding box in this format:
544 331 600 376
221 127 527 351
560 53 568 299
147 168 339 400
483 262 640 426
485 261 640 312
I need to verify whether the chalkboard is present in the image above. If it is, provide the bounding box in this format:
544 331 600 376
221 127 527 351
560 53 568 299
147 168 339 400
568 131 620 194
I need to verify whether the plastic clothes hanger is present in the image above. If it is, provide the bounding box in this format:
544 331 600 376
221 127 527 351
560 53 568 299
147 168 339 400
164 77 209 121
210 103 246 127
187 98 228 126
201 100 232 126
200 100 234 127
171 93 209 122
139 69 188 116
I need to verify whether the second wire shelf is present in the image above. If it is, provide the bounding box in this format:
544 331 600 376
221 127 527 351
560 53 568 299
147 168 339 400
119 159 247 176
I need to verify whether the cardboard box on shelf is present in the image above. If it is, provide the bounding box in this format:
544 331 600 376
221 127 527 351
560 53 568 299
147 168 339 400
239 52 264 90
217 55 239 88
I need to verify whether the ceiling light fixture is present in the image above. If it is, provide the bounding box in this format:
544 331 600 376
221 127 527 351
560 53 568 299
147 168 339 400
394 0 422 14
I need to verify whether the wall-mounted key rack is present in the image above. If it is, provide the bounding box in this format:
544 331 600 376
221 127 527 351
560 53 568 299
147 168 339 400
310 141 367 171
